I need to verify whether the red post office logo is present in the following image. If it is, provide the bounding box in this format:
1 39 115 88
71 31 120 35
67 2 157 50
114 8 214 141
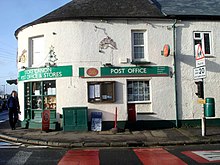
86 68 99 77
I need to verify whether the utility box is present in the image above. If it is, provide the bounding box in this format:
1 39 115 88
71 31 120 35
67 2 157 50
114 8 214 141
204 98 215 117
63 107 88 131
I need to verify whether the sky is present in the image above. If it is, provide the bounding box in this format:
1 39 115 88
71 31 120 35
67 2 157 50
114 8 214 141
0 0 71 94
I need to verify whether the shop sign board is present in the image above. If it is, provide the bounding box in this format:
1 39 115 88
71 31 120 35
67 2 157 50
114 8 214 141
79 66 170 78
18 65 72 81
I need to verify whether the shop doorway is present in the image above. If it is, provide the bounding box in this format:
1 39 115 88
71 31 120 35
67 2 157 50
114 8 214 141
127 104 136 122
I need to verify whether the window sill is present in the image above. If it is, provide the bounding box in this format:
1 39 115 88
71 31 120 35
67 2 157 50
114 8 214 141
205 55 216 58
137 112 156 115
127 101 151 104
131 61 151 65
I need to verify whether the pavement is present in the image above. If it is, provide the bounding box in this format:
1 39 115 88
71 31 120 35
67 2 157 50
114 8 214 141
0 119 220 148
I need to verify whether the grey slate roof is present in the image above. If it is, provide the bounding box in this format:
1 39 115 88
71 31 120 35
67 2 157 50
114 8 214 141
156 0 220 16
15 0 164 36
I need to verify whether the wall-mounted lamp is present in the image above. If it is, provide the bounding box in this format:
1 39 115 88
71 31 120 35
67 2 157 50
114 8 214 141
21 66 27 69
103 63 113 67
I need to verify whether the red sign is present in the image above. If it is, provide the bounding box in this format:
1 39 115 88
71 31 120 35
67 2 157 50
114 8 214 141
42 110 50 131
163 44 170 57
86 68 99 77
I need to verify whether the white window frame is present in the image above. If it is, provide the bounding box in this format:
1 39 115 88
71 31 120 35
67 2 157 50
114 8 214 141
131 30 148 62
193 31 212 57
127 80 151 104
29 35 45 67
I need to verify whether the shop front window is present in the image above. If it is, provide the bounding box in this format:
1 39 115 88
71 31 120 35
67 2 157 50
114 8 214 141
127 80 150 103
88 81 115 103
24 80 56 120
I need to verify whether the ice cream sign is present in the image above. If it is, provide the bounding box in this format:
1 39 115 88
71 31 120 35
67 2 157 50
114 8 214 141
79 66 170 78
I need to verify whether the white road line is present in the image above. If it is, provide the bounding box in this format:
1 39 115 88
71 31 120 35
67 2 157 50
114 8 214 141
0 119 8 123
0 146 20 149
27 145 48 149
193 151 220 161
6 151 32 165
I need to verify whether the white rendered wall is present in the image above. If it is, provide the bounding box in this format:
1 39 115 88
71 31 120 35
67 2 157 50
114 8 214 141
176 21 220 120
17 19 176 122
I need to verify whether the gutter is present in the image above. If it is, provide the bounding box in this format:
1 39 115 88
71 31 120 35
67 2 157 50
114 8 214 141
172 19 179 128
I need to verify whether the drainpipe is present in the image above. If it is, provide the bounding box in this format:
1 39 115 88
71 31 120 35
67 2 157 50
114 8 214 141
172 19 179 128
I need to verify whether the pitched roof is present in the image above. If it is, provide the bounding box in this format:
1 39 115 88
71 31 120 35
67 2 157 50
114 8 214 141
15 0 164 37
156 0 220 17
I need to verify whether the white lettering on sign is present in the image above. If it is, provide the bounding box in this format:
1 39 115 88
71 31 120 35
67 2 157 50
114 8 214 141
193 66 206 80
110 68 147 74
110 68 125 74
128 68 146 74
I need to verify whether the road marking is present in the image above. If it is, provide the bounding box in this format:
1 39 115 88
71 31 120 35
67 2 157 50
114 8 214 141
58 149 99 165
6 151 32 165
0 119 8 123
59 148 188 165
27 145 48 149
0 141 21 148
182 150 220 163
134 148 187 165
0 146 20 149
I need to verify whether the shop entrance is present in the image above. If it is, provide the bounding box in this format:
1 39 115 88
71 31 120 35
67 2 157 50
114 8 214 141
127 104 136 122
23 80 57 129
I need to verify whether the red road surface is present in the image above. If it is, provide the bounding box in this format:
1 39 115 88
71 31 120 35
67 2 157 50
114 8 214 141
58 148 186 165
134 148 187 165
58 149 99 165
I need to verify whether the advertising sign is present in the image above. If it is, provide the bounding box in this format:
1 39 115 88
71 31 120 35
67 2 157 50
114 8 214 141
42 110 50 131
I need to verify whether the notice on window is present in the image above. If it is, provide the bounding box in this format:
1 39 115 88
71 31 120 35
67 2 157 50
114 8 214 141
94 84 100 97
89 85 95 99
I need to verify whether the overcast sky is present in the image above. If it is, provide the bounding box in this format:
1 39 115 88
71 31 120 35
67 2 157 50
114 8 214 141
0 0 71 94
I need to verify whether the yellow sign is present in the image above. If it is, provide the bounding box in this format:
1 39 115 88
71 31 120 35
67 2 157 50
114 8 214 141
197 99 206 104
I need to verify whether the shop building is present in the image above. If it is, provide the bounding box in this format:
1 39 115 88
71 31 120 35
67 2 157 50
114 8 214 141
15 0 220 130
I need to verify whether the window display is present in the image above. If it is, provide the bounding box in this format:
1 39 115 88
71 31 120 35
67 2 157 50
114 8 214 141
24 80 56 121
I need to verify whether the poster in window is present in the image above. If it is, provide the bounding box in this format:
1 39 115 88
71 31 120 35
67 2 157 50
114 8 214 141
89 85 95 99
94 84 100 97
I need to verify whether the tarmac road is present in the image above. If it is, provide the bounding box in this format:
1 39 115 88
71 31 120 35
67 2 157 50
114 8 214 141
0 144 216 165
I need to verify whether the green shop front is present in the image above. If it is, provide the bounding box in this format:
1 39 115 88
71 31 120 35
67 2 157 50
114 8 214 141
18 65 72 129
18 65 171 131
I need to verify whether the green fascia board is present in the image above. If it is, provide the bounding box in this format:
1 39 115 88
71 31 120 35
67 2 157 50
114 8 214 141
18 65 72 81
79 66 170 78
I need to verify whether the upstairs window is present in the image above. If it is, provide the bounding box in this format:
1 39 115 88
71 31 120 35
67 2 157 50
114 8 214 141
194 32 212 56
132 31 148 62
29 36 44 67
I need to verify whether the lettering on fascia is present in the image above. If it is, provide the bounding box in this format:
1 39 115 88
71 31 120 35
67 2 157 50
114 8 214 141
110 68 147 74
